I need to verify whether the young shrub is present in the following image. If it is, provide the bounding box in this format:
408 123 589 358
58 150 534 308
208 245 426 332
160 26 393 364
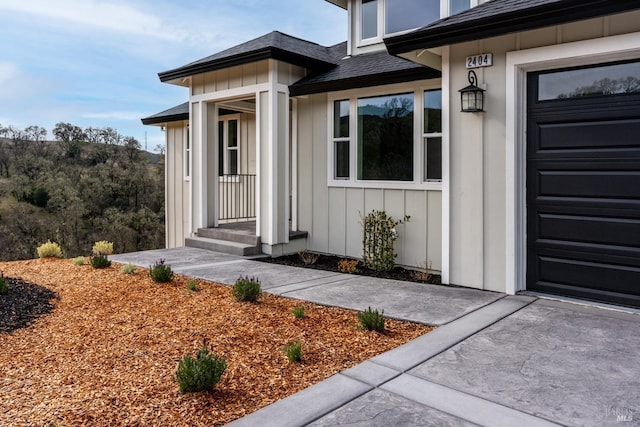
90 254 112 269
72 256 85 266
175 345 227 393
36 240 63 258
92 240 114 256
358 307 385 332
298 250 320 266
361 210 410 272
187 279 198 291
410 260 433 283
149 259 174 283
0 272 8 295
121 263 137 274
232 276 261 302
337 259 359 274
284 341 303 363
292 305 305 319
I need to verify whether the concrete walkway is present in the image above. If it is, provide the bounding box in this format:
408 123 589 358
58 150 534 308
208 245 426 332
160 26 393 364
112 247 640 427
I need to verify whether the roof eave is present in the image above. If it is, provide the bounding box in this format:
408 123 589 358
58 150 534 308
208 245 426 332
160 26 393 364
159 47 335 82
385 0 640 54
325 0 347 10
141 113 189 126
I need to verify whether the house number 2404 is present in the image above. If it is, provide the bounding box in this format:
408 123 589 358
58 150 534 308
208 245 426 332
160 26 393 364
466 53 493 69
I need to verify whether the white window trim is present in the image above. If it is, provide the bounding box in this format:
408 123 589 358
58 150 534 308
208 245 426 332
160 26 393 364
184 124 191 181
505 31 640 296
218 114 241 180
327 80 442 190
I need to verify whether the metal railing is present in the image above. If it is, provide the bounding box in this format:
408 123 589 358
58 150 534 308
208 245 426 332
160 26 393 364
218 174 256 221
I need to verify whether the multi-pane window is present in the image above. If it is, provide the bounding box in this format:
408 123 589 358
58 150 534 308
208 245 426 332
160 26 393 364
357 93 414 181
423 90 442 181
385 0 439 35
361 0 379 40
333 100 350 179
331 89 442 185
218 117 239 176
450 0 471 15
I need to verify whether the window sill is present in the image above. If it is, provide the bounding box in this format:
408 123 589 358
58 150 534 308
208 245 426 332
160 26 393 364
328 179 442 191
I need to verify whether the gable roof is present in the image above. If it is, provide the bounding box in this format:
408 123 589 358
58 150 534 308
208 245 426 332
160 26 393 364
325 0 347 9
385 0 640 54
290 42 440 96
158 31 336 82
141 102 189 125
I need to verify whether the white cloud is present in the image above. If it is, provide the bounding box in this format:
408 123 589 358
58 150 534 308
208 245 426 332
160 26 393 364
0 0 185 41
0 61 19 86
82 111 147 121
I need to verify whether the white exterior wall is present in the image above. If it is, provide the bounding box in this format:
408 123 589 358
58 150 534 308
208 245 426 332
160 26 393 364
445 11 640 291
296 93 442 271
164 121 190 248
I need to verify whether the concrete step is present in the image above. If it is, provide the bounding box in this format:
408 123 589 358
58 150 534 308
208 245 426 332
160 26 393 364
196 228 261 246
185 237 261 256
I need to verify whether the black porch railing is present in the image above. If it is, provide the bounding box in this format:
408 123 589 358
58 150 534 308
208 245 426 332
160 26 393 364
219 174 256 221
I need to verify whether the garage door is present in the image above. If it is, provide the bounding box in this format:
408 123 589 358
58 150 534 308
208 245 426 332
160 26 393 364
527 60 640 307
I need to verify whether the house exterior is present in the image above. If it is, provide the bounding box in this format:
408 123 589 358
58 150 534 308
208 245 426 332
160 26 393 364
143 0 640 308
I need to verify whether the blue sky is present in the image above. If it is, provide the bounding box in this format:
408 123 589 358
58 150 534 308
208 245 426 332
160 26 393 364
0 0 346 150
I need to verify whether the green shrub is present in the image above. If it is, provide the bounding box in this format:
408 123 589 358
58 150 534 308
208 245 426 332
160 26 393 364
0 273 8 295
90 254 111 269
121 263 137 274
92 240 114 256
284 341 303 363
72 256 85 266
36 240 63 258
232 276 261 302
292 305 305 319
187 279 198 291
175 346 227 393
358 307 385 332
361 210 410 272
149 259 174 283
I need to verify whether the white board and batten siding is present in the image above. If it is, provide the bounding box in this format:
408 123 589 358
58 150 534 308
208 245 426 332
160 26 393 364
165 121 190 248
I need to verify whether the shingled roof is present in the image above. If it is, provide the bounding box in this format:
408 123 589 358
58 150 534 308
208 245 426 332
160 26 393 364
141 102 189 125
290 42 439 96
158 31 336 82
386 0 640 54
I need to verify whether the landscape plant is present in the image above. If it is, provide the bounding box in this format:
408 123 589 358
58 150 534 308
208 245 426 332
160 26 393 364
284 341 303 363
0 272 7 295
187 279 198 291
90 254 111 269
175 342 227 393
361 210 410 272
410 260 433 283
337 259 359 274
36 240 63 258
298 250 320 265
72 256 85 266
149 259 174 283
232 276 261 302
92 240 114 256
358 307 385 332
292 305 305 319
121 263 136 274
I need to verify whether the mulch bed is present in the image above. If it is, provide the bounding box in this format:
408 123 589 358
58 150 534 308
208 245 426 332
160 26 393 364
260 253 442 284
0 258 432 426
1 277 57 333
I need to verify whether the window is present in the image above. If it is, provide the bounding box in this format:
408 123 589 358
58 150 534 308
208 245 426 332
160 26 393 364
423 90 442 181
333 100 350 179
450 0 471 15
385 0 439 35
218 116 240 176
358 93 414 181
330 87 442 187
361 0 379 40
184 124 190 179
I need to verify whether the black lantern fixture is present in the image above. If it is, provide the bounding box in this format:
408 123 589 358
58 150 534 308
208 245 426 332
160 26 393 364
459 70 485 112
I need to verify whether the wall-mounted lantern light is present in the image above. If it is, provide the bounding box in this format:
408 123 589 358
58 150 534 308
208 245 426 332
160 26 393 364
459 70 485 112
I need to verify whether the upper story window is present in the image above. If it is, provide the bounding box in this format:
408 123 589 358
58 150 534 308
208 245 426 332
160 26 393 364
358 0 471 46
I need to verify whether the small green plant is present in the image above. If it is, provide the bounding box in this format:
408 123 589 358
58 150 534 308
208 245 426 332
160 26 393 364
149 259 174 283
92 240 114 256
337 258 359 274
36 240 63 258
232 276 261 302
175 342 227 393
0 272 8 295
187 279 198 291
284 341 303 363
298 250 320 265
90 254 112 269
121 263 137 274
72 256 85 266
361 210 410 272
358 307 385 332
292 305 305 319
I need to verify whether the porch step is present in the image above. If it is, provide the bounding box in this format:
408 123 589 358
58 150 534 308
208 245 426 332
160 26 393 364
185 236 262 256
196 228 261 246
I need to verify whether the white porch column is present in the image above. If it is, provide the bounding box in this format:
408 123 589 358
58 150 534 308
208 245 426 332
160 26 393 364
191 101 208 232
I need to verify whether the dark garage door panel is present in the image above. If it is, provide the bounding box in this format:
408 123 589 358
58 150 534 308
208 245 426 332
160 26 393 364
527 69 640 307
